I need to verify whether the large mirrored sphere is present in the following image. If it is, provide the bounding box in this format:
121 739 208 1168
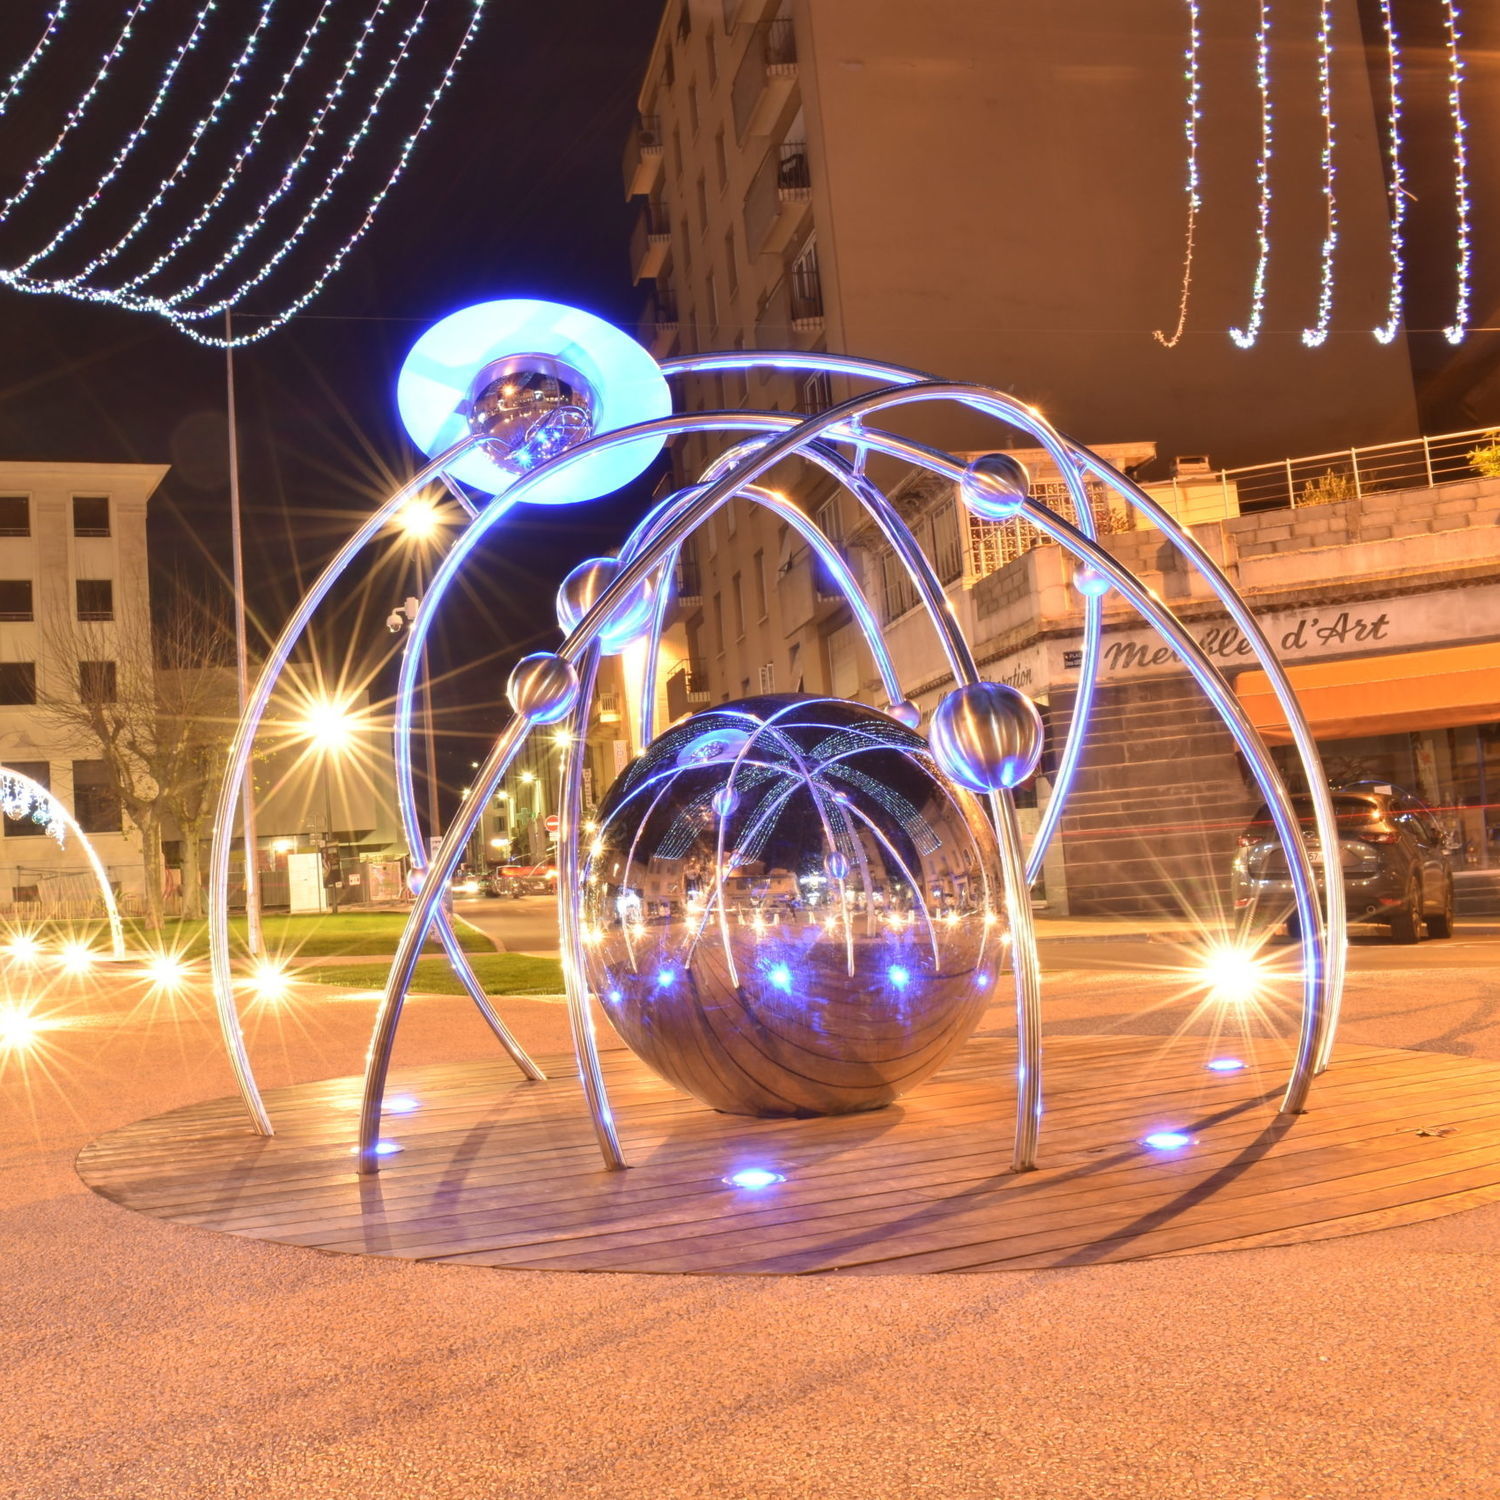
580 695 1007 1118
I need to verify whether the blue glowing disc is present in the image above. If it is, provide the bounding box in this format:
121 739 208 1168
724 1167 785 1190
1142 1131 1193 1151
395 298 672 502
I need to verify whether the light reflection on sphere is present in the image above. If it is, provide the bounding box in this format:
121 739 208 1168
580 695 1007 1118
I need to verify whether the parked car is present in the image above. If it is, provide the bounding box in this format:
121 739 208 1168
1232 782 1456 944
489 863 558 898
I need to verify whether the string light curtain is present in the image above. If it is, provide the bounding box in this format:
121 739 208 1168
0 0 487 347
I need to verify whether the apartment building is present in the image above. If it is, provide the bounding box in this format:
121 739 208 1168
0 460 161 907
619 0 1486 915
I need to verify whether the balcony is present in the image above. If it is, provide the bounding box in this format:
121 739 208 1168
789 244 824 331
731 18 797 139
638 286 680 359
629 200 671 284
744 139 810 255
621 113 664 199
675 551 703 606
666 661 712 721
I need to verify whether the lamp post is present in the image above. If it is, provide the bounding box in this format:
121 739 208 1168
390 498 444 848
297 699 354 915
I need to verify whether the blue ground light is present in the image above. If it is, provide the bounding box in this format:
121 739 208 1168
1142 1131 1193 1151
723 1168 786 1189
887 964 911 988
767 963 792 991
383 1096 420 1114
1206 1058 1247 1073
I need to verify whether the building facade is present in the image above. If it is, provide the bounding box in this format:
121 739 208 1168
0 460 162 910
620 1 1497 915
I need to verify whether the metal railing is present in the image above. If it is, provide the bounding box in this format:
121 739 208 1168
790 243 822 324
628 199 672 279
732 17 797 137
621 113 662 194
777 139 809 192
665 661 712 721
1200 425 1500 514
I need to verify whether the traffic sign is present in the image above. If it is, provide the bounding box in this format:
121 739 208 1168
545 814 560 834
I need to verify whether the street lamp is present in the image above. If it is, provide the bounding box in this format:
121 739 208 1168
297 698 354 913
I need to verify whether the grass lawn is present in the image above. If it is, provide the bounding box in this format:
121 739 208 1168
31 912 496 960
296 953 564 996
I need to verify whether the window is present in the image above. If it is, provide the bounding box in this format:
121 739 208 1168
799 370 833 413
705 270 719 330
705 33 718 88
73 495 111 536
695 173 708 233
678 219 691 273
714 128 728 190
3 761 50 839
79 660 117 703
752 549 768 619
670 125 682 177
12 885 38 904
0 580 33 620
710 592 723 656
76 579 113 621
731 572 745 637
758 662 776 693
687 83 699 136
0 496 28 536
72 759 120 834
0 662 36 704
663 45 674 88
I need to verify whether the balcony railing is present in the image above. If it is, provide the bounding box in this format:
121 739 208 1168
732 18 798 138
789 244 822 326
629 199 671 284
744 138 811 254
621 113 663 199
637 285 680 358
666 661 712 721
675 553 703 602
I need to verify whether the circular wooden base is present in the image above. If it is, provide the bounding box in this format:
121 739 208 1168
77 1036 1500 1274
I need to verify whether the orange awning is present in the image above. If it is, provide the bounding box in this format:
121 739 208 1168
1236 640 1500 744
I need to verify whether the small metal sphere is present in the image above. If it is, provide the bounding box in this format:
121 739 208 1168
1073 565 1112 598
959 453 1030 520
507 652 580 724
929 681 1045 793
556 556 655 654
465 353 596 477
888 700 922 729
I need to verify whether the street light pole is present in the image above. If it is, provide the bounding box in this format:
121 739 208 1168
225 310 263 956
415 550 442 852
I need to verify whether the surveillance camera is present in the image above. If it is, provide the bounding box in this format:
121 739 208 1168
386 609 405 634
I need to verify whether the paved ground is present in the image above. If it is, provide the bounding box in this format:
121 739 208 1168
2 936 1498 1498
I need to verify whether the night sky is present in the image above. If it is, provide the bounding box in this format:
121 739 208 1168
0 1 662 809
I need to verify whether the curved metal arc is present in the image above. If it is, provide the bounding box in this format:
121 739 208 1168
0 769 126 958
552 644 624 1168
359 711 537 1171
672 350 1341 1070
207 432 507 1134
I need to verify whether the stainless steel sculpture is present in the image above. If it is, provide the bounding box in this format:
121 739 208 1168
205 298 1346 1185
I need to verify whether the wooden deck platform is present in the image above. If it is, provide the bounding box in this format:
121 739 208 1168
76 1036 1500 1274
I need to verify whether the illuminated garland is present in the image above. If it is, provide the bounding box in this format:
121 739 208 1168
157 0 409 313
13 0 221 274
173 1 487 346
1373 0 1406 345
0 1 486 345
1153 0 1201 349
1229 0 1273 349
0 3 68 118
0 0 157 227
1441 0 1471 345
45 0 284 291
104 0 340 293
1300 0 1337 348
0 773 67 848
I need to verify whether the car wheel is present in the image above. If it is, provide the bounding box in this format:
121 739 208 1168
1389 878 1422 944
1426 879 1456 940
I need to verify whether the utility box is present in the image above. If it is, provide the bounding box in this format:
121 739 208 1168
287 852 328 913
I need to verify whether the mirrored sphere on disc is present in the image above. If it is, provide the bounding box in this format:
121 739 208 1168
581 695 1007 1118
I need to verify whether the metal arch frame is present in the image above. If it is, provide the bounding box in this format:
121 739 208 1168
662 354 1108 891
205 435 543 1138
0 767 125 959
668 349 1346 1066
354 381 1330 1175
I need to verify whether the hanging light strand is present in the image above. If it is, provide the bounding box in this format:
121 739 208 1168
0 0 157 227
1300 0 1337 347
1153 0 1201 349
0 3 69 119
1441 0 1471 345
174 0 487 348
1230 0 1273 349
1373 0 1406 345
150 0 409 312
101 0 340 293
12 0 222 275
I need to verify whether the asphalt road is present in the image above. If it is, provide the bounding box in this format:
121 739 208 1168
455 895 1500 973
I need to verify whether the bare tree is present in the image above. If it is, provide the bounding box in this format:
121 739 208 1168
38 598 236 930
